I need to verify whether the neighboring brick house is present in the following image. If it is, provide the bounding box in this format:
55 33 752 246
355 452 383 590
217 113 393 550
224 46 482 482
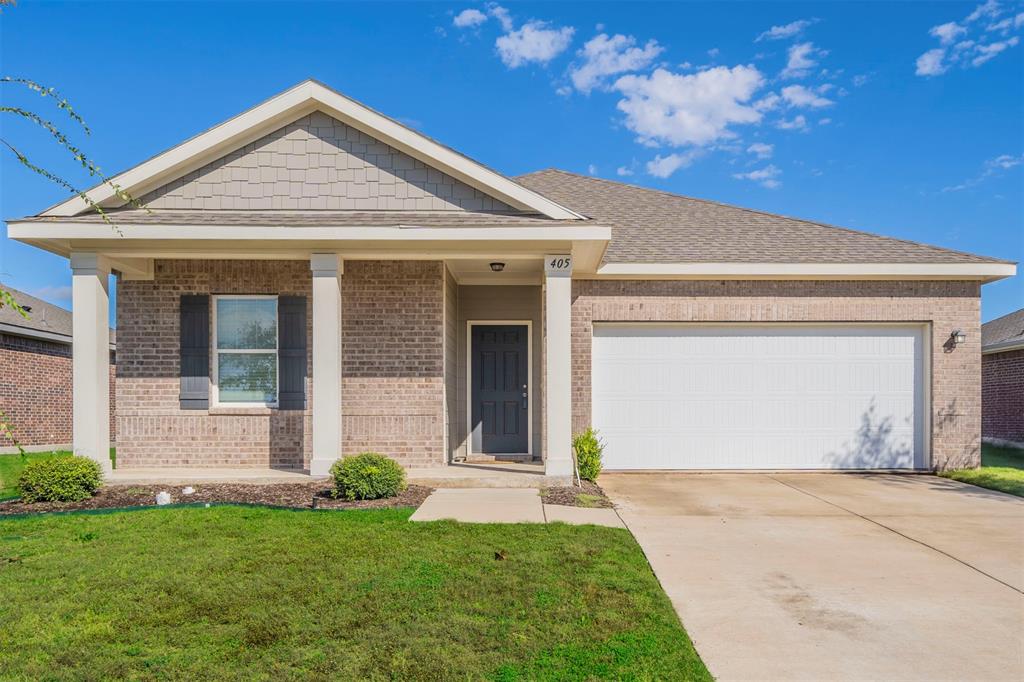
5 80 1016 476
0 287 115 452
981 308 1024 446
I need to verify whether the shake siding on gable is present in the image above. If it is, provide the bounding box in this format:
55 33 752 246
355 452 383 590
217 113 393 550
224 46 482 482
139 112 515 212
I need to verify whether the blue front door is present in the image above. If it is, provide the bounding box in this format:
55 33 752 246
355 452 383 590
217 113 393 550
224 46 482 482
471 325 529 454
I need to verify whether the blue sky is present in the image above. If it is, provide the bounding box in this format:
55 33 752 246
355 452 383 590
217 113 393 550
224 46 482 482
2 1 1021 324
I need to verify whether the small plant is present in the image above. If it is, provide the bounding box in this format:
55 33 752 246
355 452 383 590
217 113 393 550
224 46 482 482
18 455 102 502
330 452 406 501
572 428 604 482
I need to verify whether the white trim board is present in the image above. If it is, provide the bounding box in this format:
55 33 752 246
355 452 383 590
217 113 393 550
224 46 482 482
41 80 584 221
465 320 533 458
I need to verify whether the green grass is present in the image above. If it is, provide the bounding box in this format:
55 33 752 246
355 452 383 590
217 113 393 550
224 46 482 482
940 444 1024 497
0 506 709 681
0 449 115 500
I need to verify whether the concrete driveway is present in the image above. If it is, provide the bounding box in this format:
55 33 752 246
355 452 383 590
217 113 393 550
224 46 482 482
602 473 1024 681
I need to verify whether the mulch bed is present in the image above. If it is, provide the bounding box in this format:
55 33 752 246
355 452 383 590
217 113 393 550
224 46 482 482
0 482 432 516
541 480 614 508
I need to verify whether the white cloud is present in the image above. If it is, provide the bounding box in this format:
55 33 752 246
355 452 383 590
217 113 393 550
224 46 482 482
930 21 967 45
495 21 575 68
453 8 487 28
616 165 635 176
818 117 832 125
569 33 664 93
942 152 1023 191
755 19 814 42
776 114 807 130
613 65 765 147
646 151 702 178
971 36 1020 65
733 164 782 188
852 73 870 86
29 285 73 304
966 0 1001 23
707 47 720 58
781 84 833 107
747 142 774 159
488 3 513 32
916 1 1022 75
587 163 598 175
915 48 948 76
782 42 825 78
753 92 782 111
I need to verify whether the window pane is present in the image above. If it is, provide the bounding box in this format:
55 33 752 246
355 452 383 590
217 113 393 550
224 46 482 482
217 298 277 349
218 353 277 403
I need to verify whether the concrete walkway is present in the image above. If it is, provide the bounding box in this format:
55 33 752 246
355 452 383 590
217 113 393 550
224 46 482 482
603 473 1024 682
409 488 624 528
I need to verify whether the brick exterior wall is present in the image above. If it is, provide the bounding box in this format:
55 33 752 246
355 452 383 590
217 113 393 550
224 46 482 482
0 333 116 448
116 259 444 469
982 348 1024 443
571 280 982 471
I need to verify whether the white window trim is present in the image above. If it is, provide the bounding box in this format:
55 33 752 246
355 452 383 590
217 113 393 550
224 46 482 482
211 294 280 408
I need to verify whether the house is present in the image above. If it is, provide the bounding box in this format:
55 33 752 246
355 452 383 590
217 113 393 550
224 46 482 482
981 308 1024 446
6 80 1015 476
0 286 115 452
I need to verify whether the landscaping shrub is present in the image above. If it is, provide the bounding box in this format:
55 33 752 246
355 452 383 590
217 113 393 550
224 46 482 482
331 452 406 500
573 427 604 482
18 455 103 502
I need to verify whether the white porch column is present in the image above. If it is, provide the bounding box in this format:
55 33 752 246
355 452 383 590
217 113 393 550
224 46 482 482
70 252 112 473
544 254 573 477
310 253 343 476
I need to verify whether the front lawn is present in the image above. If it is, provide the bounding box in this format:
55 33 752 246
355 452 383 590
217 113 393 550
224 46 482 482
940 443 1024 498
0 506 709 680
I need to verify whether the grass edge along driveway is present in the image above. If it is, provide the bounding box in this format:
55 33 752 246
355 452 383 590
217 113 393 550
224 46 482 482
940 444 1024 498
0 505 710 681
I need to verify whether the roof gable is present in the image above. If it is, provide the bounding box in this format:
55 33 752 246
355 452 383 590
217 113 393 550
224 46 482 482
43 80 582 220
139 111 513 212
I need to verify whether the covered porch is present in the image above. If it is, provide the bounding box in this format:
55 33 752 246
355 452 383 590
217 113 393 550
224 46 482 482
16 224 607 482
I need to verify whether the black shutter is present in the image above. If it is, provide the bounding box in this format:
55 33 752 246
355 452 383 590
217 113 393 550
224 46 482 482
179 295 210 410
278 296 307 410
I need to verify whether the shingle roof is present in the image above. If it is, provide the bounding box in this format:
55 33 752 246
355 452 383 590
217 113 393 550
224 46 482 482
516 169 1009 265
0 286 73 339
982 308 1024 349
16 209 574 228
0 285 115 345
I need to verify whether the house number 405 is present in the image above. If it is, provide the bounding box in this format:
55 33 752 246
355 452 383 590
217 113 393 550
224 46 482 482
547 256 572 271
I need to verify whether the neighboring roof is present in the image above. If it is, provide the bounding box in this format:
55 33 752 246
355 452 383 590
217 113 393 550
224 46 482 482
516 169 1011 266
0 286 114 346
982 308 1024 353
18 209 572 228
40 80 583 221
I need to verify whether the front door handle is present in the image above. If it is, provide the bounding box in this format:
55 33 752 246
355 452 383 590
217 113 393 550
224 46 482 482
522 384 528 409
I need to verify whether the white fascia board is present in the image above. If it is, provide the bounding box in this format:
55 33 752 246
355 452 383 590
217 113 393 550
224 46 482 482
0 322 72 345
982 339 1024 355
593 262 1017 282
7 222 610 243
41 81 583 221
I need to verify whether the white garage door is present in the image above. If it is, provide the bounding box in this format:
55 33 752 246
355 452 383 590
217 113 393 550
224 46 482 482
592 324 926 470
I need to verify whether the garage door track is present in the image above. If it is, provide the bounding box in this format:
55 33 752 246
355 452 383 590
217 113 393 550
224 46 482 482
602 473 1024 681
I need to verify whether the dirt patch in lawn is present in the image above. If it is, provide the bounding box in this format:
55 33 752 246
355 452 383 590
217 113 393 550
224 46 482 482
0 482 432 515
541 480 614 508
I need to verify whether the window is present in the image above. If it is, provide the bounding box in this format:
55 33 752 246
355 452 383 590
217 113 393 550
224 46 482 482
213 296 278 406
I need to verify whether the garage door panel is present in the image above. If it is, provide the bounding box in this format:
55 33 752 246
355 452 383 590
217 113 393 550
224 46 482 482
592 324 925 470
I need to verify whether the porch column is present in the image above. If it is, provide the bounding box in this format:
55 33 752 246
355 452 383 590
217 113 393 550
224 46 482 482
70 252 112 474
310 254 343 476
544 254 573 477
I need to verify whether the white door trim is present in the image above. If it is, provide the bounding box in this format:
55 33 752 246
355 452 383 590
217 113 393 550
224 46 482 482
466 320 533 457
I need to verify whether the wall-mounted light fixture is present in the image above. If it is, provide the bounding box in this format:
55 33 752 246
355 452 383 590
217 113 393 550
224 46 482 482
489 262 505 272
950 329 967 346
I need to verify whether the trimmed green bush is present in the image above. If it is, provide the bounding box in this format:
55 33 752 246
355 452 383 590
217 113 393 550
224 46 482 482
573 428 604 482
18 455 103 503
331 452 406 500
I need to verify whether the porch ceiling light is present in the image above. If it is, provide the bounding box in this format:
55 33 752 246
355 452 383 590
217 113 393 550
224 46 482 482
490 262 506 272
